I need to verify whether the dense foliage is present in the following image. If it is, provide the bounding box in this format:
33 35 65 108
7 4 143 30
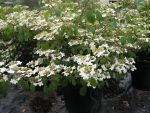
0 0 149 95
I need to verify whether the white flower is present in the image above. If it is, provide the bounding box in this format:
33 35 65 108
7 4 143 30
7 70 15 74
16 61 22 65
94 46 105 57
101 65 107 71
0 62 4 66
115 66 127 74
33 81 43 87
73 55 96 66
78 64 97 80
110 64 115 71
0 68 7 73
10 79 18 84
0 19 8 30
90 42 96 51
25 75 32 77
62 66 75 76
3 75 8 81
131 66 136 71
93 44 110 57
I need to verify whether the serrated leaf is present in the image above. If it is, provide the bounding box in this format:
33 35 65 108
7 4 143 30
86 10 96 24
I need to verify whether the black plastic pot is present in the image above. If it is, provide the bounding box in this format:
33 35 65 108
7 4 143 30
132 60 150 91
63 85 102 113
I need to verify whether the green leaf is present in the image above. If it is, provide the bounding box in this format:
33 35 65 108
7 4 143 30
43 85 50 93
80 86 87 96
62 79 68 87
44 10 50 21
3 25 14 42
30 84 36 93
0 13 5 19
71 78 76 86
79 50 84 54
115 73 123 81
20 80 30 91
62 0 72 3
105 81 109 87
38 41 50 50
0 82 8 96
86 10 96 24
43 58 50 66
55 8 61 17
97 81 105 88
0 55 2 61
89 78 97 87
96 10 103 22
73 27 78 35
71 47 78 54
128 50 136 58
48 75 60 93
120 36 127 45
88 26 95 34
49 83 57 93
110 20 117 29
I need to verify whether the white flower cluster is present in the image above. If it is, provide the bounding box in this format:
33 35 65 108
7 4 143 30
92 44 110 57
0 60 63 86
110 58 136 74
0 19 8 30
6 10 48 30
0 1 149 88
36 49 65 60
34 31 58 41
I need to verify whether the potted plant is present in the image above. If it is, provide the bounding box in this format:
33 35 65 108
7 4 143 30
130 1 150 91
0 1 144 113
111 0 150 91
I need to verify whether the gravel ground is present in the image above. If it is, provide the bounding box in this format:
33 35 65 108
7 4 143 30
0 87 150 113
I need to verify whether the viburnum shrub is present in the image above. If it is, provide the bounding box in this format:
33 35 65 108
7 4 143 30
0 0 149 95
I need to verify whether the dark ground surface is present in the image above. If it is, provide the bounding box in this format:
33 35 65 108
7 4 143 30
0 87 150 113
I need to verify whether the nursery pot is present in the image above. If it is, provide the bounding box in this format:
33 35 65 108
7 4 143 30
132 60 150 91
63 85 102 113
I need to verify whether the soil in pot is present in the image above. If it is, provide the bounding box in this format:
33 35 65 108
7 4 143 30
63 85 102 113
